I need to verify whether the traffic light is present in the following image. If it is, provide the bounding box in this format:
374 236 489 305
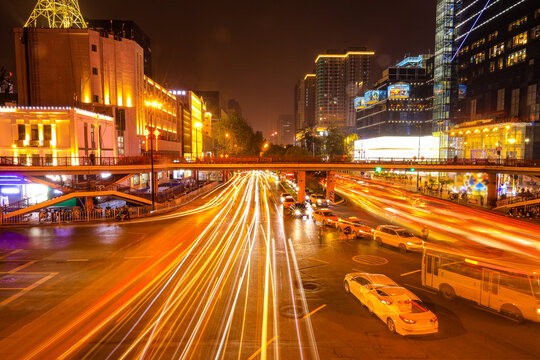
375 167 382 173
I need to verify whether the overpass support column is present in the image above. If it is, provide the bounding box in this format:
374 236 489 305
487 173 498 207
297 171 306 203
326 171 335 203
222 170 228 182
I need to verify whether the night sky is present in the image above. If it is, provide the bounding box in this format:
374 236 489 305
0 0 435 137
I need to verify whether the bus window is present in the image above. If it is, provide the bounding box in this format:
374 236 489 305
433 256 440 276
491 273 499 295
531 276 540 300
499 272 532 296
426 256 432 274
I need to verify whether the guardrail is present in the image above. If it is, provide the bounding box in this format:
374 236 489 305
0 181 219 226
1 155 539 167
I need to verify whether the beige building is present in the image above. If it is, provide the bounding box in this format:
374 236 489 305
14 27 182 157
0 106 116 164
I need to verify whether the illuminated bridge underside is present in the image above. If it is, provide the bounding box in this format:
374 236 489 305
0 163 539 176
5 191 153 218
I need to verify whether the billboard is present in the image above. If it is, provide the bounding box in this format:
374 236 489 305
364 90 386 104
353 136 440 161
459 85 467 99
354 96 366 109
388 84 410 99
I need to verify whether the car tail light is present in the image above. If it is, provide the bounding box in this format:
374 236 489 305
430 316 438 323
379 298 393 305
399 315 416 324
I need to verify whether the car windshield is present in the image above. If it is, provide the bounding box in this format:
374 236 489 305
396 230 414 237
323 211 335 216
316 195 325 199
294 204 306 209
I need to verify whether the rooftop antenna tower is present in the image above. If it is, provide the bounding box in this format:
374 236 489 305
24 0 87 29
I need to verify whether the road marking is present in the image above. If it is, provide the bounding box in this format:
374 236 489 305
400 269 422 277
302 304 327 319
124 256 153 260
66 259 89 262
308 258 329 264
403 283 437 295
0 272 58 307
353 255 388 266
8 260 37 274
247 335 278 360
0 288 25 290
0 249 22 259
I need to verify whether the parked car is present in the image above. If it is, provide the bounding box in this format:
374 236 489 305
282 196 295 209
343 272 438 336
337 217 372 238
372 225 424 253
280 193 291 202
309 193 328 207
289 203 308 218
311 209 339 226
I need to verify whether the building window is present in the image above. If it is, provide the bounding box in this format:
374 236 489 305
508 16 527 32
498 57 504 70
497 89 505 111
18 124 26 140
93 95 99 103
510 89 520 117
532 25 540 40
43 125 52 141
92 67 98 75
31 125 39 141
91 44 97 52
470 99 477 117
488 31 498 41
489 43 504 58
507 49 526 67
512 32 528 47
90 125 96 148
527 84 537 106
45 154 53 166
489 61 496 72
471 52 485 64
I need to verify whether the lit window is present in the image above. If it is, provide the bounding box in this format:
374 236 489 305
508 16 527 32
512 32 528 47
506 49 526 66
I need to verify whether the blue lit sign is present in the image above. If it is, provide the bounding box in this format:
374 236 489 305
354 96 366 109
364 90 386 104
459 85 467 99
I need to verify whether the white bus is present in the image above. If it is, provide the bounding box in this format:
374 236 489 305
422 245 540 322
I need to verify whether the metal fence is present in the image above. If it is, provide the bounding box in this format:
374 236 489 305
1 181 219 226
1 155 539 168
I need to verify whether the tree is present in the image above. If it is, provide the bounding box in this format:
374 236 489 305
213 113 264 156
324 126 346 156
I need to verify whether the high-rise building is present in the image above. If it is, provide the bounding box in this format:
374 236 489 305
314 48 374 129
277 114 295 145
435 0 540 159
356 54 434 140
294 74 316 132
433 0 458 159
87 20 153 77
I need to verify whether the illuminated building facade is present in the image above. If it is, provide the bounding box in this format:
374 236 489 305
314 48 374 129
0 106 116 163
356 55 434 140
294 74 316 138
433 0 458 159
452 0 540 159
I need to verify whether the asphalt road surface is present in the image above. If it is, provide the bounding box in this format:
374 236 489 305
0 172 538 360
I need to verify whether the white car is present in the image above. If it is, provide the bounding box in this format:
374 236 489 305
280 193 290 202
344 272 438 336
372 225 424 253
309 193 328 207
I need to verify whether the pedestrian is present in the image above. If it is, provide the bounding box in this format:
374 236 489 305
421 226 430 240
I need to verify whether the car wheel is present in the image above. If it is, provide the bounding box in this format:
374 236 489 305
440 284 456 300
375 237 383 246
501 304 524 322
387 318 396 333
344 281 350 293
399 243 407 253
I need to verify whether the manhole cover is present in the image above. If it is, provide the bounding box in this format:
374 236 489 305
353 255 388 266
280 304 306 319
302 281 323 292
0 277 16 284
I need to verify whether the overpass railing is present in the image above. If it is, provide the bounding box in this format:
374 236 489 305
0 155 539 168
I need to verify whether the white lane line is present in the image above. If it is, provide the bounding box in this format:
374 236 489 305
0 249 22 259
400 269 422 277
0 272 58 307
403 283 437 295
308 258 329 264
